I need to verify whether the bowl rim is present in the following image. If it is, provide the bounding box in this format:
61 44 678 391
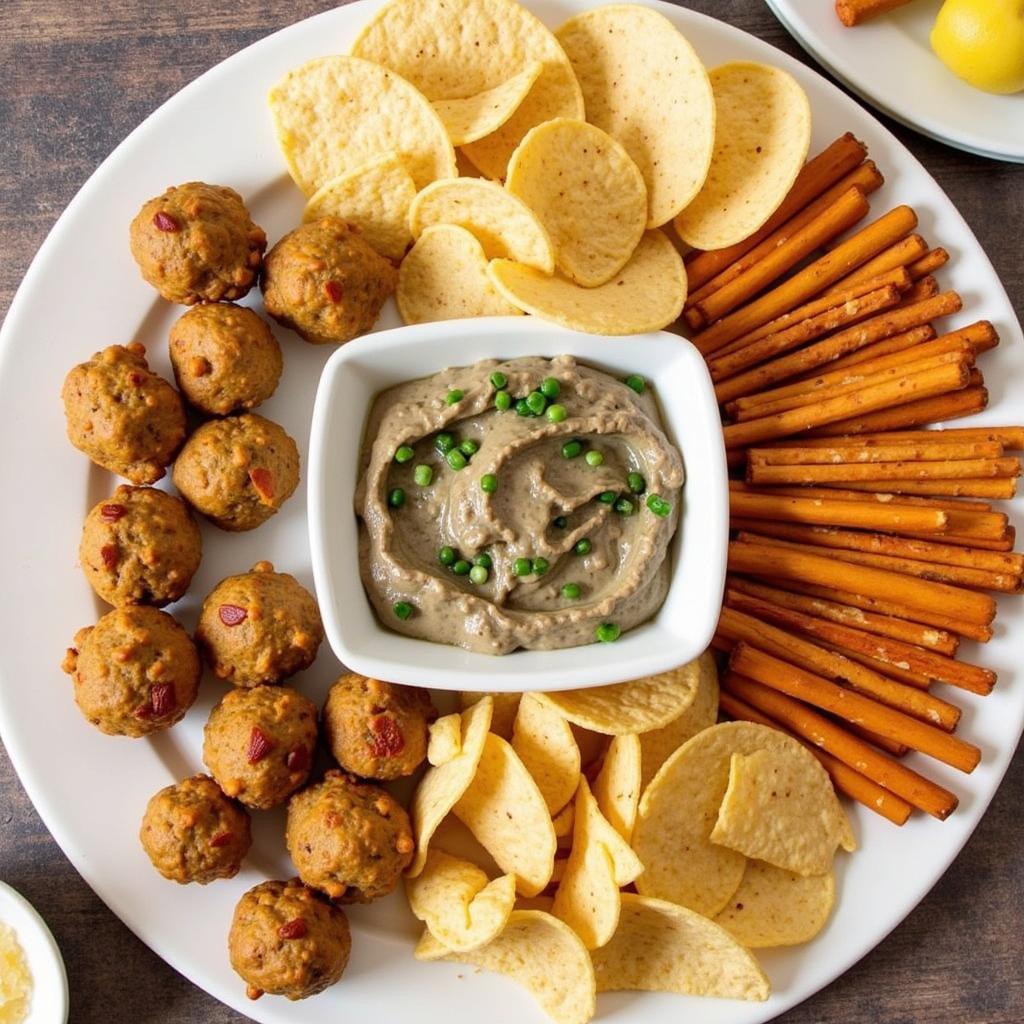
307 316 729 691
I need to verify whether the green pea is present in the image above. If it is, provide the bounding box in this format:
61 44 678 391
514 557 532 577
561 583 581 600
394 445 414 464
647 494 672 518
413 464 433 487
546 403 567 423
628 472 646 494
480 473 498 493
598 491 617 504
526 390 547 415
574 538 592 556
459 438 479 456
446 449 468 471
393 601 413 620
595 622 621 643
490 371 508 390
452 559 471 576
624 374 645 395
387 488 405 508
516 398 534 417
554 516 568 529
615 497 635 516
435 432 456 454
474 553 493 569
585 450 604 467
532 557 550 576
540 377 560 399
446 389 464 405
495 391 512 412
469 565 489 585
438 546 456 566
561 439 583 459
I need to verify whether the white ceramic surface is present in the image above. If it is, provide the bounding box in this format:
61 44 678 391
0 1 1021 1022
0 881 68 1024
308 318 728 691
765 0 1024 163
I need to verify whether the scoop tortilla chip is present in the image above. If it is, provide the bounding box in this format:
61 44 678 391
512 694 581 814
488 230 686 336
427 712 462 767
415 910 596 1024
460 690 522 740
711 746 855 876
634 721 818 916
302 154 415 260
434 63 542 145
639 651 719 790
592 894 770 1001
409 177 554 271
506 118 647 286
551 779 643 950
674 61 811 250
397 224 523 324
714 859 835 948
592 733 641 842
556 6 715 228
409 696 493 876
268 55 456 195
406 849 516 952
552 801 574 839
454 732 557 896
532 663 703 736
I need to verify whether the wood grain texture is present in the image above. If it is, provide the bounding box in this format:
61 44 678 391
0 1 1022 1021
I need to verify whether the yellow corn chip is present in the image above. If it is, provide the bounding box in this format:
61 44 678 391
454 733 557 896
409 696 493 877
397 224 523 324
268 55 456 196
506 118 647 286
434 63 542 145
487 230 686 336
459 690 522 740
427 711 462 767
552 801 574 839
714 859 835 948
592 734 641 842
415 910 596 1024
556 6 715 228
512 693 581 814
674 61 811 249
409 177 554 271
406 849 516 951
592 894 770 1001
711 747 855 876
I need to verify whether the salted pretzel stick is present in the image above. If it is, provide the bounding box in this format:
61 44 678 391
836 0 913 27
907 247 950 280
747 441 1003 464
747 456 1020 486
834 477 1017 500
806 386 988 437
774 424 1023 450
899 276 939 305
821 234 929 297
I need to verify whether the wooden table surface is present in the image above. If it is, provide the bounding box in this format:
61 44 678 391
1 1 1022 1020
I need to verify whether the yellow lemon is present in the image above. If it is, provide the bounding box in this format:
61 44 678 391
930 0 1024 95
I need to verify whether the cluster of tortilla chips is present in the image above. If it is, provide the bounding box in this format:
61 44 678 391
267 0 811 338
403 649 863 1021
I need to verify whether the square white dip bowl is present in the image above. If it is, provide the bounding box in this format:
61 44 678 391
308 316 727 692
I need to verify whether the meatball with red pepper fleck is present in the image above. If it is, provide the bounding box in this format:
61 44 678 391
285 770 414 903
62 343 186 485
168 303 283 416
195 561 323 687
140 773 251 884
203 685 318 810
261 217 397 345
172 413 299 531
322 674 436 780
129 182 266 305
228 878 351 1002
79 485 202 608
61 605 200 737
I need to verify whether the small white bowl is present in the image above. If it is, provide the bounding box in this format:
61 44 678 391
0 881 68 1024
308 317 728 692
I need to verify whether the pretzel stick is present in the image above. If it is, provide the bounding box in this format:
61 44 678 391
748 457 1020 486
718 689 914 825
899 276 939 305
729 643 981 773
836 0 914 27
833 477 1018 500
907 248 950 280
724 575 960 654
806 386 988 437
694 206 920 355
821 234 929 297
748 441 1003 464
776 424 1022 450
901 529 1016 553
684 134 870 290
716 291 963 404
723 360 970 449
722 673 957 819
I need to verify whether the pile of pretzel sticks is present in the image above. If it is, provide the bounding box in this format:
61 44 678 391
684 133 1023 826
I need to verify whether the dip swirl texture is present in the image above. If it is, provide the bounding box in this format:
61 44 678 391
355 356 684 654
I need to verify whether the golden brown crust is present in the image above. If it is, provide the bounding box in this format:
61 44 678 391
61 343 186 484
261 218 397 345
129 182 266 305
